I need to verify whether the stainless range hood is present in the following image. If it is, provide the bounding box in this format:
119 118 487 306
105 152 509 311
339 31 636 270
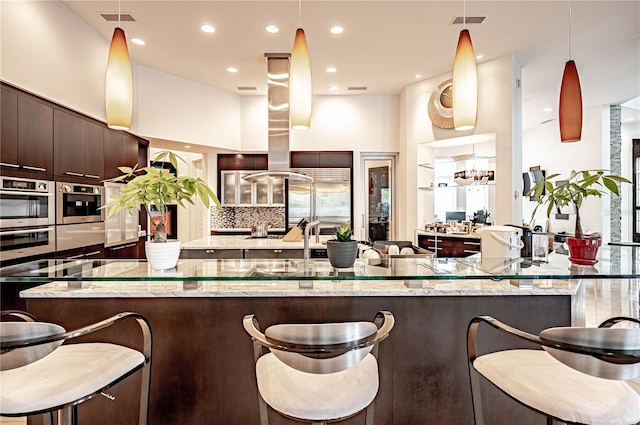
243 54 312 184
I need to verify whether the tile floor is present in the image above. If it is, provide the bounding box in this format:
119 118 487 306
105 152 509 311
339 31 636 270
1 278 638 424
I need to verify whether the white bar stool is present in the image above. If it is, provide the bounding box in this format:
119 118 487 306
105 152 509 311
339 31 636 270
0 310 152 425
467 315 640 425
243 311 394 425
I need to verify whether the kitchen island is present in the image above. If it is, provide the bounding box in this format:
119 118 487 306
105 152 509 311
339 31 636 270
4 246 639 425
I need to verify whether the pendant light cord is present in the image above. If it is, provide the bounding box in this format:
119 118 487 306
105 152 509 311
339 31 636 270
463 0 467 28
567 0 573 60
298 0 302 28
118 0 121 28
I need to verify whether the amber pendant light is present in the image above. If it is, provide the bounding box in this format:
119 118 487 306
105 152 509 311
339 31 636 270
289 0 312 130
452 0 478 131
105 1 133 131
559 1 582 142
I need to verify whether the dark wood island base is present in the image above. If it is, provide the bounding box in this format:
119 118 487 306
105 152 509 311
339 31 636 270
26 294 573 425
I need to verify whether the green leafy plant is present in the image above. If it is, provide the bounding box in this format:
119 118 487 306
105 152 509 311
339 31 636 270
528 169 630 239
103 150 222 243
334 221 353 242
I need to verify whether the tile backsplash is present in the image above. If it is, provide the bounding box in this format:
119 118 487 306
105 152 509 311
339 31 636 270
211 206 285 229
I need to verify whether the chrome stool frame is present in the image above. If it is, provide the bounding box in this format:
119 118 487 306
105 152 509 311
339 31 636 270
244 311 394 425
0 310 152 425
467 315 640 425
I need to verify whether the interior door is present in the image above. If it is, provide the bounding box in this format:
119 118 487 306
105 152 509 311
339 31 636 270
361 154 396 243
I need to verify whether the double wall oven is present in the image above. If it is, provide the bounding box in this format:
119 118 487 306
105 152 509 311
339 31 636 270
0 177 56 261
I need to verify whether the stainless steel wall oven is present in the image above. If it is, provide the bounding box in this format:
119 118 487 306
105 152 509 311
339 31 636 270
0 177 55 228
56 182 104 224
0 226 55 261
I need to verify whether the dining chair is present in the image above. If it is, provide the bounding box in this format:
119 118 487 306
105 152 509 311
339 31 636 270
1 310 152 425
467 315 640 425
243 310 394 425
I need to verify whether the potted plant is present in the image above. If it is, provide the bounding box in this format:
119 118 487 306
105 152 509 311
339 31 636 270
326 221 358 268
528 169 630 265
104 150 221 270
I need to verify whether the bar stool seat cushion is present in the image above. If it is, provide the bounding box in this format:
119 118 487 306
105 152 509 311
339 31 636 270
256 352 379 421
1 343 145 416
473 349 640 425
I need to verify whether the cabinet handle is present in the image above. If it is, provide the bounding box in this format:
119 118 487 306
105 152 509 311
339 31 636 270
463 249 480 253
84 174 101 179
108 243 136 251
0 162 20 168
273 249 283 253
67 250 101 259
65 171 83 177
205 249 216 254
22 165 46 171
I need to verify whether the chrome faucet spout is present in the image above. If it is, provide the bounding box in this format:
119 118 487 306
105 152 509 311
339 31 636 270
304 220 321 261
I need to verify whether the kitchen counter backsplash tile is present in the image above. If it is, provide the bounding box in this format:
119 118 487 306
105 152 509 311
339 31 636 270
211 206 285 229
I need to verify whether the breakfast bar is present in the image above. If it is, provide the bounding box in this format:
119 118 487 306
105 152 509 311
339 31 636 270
3 246 638 425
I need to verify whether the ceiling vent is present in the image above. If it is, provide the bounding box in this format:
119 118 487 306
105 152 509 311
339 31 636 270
451 16 486 25
348 86 367 92
100 13 137 22
237 86 257 91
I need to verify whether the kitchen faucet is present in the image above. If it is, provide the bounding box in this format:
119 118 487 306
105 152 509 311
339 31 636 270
303 220 321 261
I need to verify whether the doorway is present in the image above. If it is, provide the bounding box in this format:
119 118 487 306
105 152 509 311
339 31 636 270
361 153 397 243
633 139 640 243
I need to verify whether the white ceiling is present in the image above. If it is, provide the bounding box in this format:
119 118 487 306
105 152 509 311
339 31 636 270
62 0 640 132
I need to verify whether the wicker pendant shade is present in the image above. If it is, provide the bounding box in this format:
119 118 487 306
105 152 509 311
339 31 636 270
289 28 312 130
105 27 133 131
452 29 478 131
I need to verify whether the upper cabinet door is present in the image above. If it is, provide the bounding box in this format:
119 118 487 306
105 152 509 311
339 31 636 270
0 88 18 168
17 96 53 174
54 109 84 177
82 120 104 181
103 129 123 180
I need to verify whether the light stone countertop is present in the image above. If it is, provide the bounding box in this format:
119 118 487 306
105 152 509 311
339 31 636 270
20 276 580 298
181 235 332 250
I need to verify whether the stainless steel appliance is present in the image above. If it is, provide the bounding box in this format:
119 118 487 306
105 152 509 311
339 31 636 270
103 182 139 248
56 182 104 224
0 226 55 261
56 221 105 252
286 168 352 235
0 177 55 228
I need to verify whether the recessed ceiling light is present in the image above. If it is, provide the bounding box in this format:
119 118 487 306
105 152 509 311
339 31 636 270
415 74 422 79
475 54 484 60
184 145 192 149
227 67 238 73
266 25 279 34
201 24 215 33
329 85 339 91
330 26 344 35
326 67 337 73
131 38 145 46
543 107 553 112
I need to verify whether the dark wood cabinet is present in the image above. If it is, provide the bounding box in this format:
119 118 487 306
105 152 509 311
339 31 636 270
290 151 352 168
217 154 268 171
82 120 105 180
180 248 244 259
54 110 104 181
417 233 481 257
0 86 55 178
0 87 18 168
104 239 146 259
104 130 142 179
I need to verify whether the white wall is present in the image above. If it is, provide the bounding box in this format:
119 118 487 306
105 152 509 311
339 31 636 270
1 0 109 121
137 67 242 150
521 105 630 242
1 0 242 151
399 55 522 241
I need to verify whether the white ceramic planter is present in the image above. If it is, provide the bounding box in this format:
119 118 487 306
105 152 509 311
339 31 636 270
145 240 181 270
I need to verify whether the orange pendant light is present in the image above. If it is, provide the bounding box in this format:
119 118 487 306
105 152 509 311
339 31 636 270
559 1 582 142
105 26 133 131
559 60 582 142
290 28 312 130
452 26 477 130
